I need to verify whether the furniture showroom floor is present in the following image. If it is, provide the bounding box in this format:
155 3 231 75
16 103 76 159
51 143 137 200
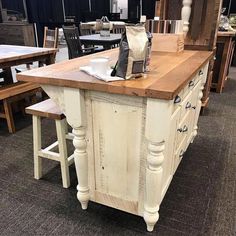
0 62 236 235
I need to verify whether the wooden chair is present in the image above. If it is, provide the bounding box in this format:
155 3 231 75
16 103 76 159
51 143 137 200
0 82 42 133
43 27 59 48
26 27 59 69
79 23 93 35
112 24 125 34
26 99 74 188
63 26 96 59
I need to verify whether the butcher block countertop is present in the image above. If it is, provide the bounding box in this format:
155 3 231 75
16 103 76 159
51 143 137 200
17 49 213 100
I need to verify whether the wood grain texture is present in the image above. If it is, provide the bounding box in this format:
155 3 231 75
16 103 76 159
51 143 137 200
212 33 236 93
0 82 40 100
17 49 213 100
26 99 65 120
0 45 58 67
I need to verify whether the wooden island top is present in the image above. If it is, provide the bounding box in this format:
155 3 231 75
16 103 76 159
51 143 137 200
17 49 213 100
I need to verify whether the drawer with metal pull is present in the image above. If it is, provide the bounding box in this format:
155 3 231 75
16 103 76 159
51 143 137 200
173 141 186 174
176 111 191 150
172 64 207 115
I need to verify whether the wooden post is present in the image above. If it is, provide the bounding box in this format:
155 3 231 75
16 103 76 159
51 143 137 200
63 87 89 209
181 0 192 36
144 98 172 231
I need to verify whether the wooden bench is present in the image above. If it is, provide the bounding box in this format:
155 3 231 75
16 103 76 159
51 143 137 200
0 82 42 133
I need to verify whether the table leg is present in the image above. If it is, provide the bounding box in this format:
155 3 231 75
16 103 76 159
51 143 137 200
41 85 90 209
44 53 56 66
2 67 14 85
144 141 165 231
73 127 90 209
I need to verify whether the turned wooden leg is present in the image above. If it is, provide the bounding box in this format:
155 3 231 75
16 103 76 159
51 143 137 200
73 127 89 209
33 115 42 179
3 99 15 133
192 83 204 143
144 141 165 232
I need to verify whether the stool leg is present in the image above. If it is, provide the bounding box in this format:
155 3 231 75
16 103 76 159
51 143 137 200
64 119 69 135
33 115 42 179
56 119 70 188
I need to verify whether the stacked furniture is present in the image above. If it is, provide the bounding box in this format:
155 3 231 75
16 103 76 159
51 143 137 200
212 31 236 93
0 23 35 46
160 0 223 109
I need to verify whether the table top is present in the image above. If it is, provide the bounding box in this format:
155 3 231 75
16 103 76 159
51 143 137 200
85 21 125 26
17 49 213 100
0 45 58 65
80 34 121 43
218 31 236 37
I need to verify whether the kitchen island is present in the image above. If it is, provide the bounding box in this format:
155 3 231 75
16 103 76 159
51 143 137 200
17 49 212 232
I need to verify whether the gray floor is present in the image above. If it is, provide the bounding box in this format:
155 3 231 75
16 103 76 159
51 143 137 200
0 65 236 235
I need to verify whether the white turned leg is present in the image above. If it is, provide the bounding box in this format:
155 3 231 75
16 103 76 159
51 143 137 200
144 141 165 232
181 0 192 36
73 127 90 210
56 119 70 188
191 83 204 143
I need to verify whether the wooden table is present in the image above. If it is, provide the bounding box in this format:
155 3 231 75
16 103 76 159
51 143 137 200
211 31 236 93
18 49 212 232
82 21 125 31
0 45 58 85
80 34 121 50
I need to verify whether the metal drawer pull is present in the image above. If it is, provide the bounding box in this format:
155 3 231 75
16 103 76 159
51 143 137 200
174 95 181 104
182 125 188 132
189 80 195 87
199 70 204 76
185 102 192 109
177 125 188 133
179 150 185 158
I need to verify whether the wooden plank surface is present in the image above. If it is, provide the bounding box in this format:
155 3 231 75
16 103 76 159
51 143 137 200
80 34 121 42
217 31 236 37
17 49 213 100
26 99 65 120
0 45 58 65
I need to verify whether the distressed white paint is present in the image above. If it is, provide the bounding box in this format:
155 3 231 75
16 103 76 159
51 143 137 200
181 0 192 36
41 62 209 231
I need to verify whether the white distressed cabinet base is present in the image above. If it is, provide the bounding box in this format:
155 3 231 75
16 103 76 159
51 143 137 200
41 62 209 232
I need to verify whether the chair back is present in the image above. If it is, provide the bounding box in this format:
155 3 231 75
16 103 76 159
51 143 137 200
43 27 59 48
79 23 93 35
112 24 125 34
62 26 83 59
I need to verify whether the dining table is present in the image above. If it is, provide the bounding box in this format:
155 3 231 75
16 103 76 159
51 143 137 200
80 33 121 50
0 45 58 85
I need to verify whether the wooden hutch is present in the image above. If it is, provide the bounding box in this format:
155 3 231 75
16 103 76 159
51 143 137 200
158 0 223 109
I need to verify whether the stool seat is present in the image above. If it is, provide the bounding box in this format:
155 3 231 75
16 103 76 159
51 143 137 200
26 99 65 120
26 98 74 188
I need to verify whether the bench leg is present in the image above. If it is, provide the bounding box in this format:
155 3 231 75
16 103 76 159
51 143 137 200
33 115 43 179
56 119 70 188
3 99 15 133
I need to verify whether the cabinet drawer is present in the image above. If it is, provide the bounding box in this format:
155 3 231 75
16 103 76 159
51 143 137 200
176 111 190 149
173 142 185 174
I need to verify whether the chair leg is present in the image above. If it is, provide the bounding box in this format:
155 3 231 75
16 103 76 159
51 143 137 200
33 115 43 179
55 119 70 188
3 99 15 133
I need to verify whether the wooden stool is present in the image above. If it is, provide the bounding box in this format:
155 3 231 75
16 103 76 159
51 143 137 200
26 99 74 188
